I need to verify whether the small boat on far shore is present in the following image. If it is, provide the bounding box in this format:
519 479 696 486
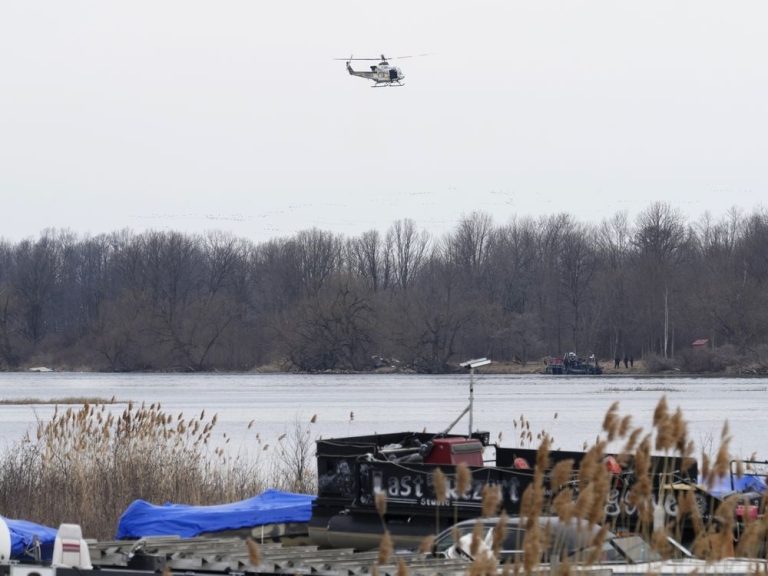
545 352 602 375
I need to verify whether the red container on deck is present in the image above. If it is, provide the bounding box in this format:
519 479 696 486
424 437 484 466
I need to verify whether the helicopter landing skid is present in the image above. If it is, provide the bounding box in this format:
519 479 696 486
372 82 404 88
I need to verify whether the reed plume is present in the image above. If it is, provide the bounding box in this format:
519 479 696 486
601 401 620 442
481 484 502 517
417 534 435 554
618 414 632 438
552 489 575 522
492 511 509 557
735 518 766 558
378 530 394 564
651 526 672 559
550 459 574 494
628 436 653 530
707 424 732 488
433 468 448 504
469 554 497 576
585 524 610 566
522 523 541 575
587 463 610 526
456 462 472 497
653 395 669 427
375 490 387 518
670 407 689 454
433 468 447 535
470 520 484 557
454 462 472 526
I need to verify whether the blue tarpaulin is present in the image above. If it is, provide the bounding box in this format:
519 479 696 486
116 489 316 540
3 517 58 561
702 474 768 498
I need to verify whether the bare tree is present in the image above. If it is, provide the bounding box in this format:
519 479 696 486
406 252 474 373
632 202 690 358
595 212 632 359
11 230 62 345
280 277 375 371
347 230 389 292
294 229 343 297
445 211 494 283
0 285 23 368
558 224 598 353
387 219 430 291
534 214 575 354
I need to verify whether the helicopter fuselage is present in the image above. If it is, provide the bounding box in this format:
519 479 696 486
346 61 404 86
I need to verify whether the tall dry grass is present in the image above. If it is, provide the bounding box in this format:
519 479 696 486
0 402 317 539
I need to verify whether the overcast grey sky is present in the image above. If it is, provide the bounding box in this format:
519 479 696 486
2 1 767 243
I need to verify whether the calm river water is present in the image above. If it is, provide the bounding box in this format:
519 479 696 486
0 372 765 460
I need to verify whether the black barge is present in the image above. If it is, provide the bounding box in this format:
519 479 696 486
309 430 701 550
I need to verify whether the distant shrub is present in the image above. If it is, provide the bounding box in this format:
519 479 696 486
729 343 768 375
679 349 725 373
643 353 679 373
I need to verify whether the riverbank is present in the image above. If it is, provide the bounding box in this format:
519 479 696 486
6 356 767 376
465 359 648 376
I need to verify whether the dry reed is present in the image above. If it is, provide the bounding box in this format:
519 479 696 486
417 534 435 554
378 530 394 564
0 402 316 539
457 462 472 496
375 491 388 518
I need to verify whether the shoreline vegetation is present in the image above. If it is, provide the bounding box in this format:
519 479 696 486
0 396 119 405
2 205 768 375
4 355 768 376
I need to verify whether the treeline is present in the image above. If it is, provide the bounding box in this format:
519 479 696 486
1 202 767 373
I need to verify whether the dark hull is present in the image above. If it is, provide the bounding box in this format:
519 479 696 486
311 431 703 550
545 362 602 375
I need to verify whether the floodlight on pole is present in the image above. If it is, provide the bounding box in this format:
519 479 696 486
459 358 491 436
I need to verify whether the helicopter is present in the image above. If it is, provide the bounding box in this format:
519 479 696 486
335 54 427 87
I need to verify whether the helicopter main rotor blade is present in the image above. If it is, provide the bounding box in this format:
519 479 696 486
393 53 432 59
334 53 432 61
333 57 386 61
